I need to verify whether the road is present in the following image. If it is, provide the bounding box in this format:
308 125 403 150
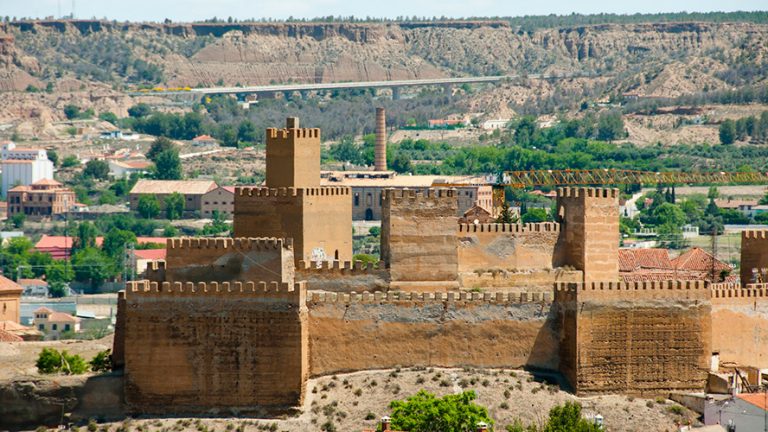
131 72 595 97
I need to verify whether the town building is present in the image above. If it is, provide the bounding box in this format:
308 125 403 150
481 118 511 130
108 159 152 179
201 186 235 218
7 179 77 219
1 141 55 197
191 135 217 147
618 247 732 282
129 179 218 214
130 248 167 278
18 278 49 297
0 276 22 323
33 306 80 336
321 170 494 221
35 235 167 260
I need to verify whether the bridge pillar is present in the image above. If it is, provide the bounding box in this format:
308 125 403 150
391 86 401 100
283 91 293 100
300 90 310 100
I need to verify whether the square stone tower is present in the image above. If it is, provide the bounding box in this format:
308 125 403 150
555 187 619 283
234 118 352 265
266 117 320 188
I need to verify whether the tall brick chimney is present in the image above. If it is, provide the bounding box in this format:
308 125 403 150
375 107 387 171
380 416 391 431
476 422 489 432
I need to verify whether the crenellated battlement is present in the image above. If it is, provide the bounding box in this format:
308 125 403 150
555 280 708 292
167 237 293 250
297 260 385 273
556 187 619 199
236 186 351 197
382 188 456 200
458 222 560 233
743 230 768 239
126 280 306 303
307 290 553 305
711 285 768 299
266 127 321 140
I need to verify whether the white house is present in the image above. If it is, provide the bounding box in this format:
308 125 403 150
481 119 511 130
1 142 54 197
108 159 152 179
33 306 80 337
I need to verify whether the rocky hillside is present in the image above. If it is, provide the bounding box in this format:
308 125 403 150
1 20 766 95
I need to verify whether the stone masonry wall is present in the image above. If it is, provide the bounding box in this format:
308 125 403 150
740 230 768 285
307 290 561 376
457 222 560 272
557 281 711 395
381 188 459 291
161 237 294 283
233 186 352 264
711 283 768 368
556 188 619 283
122 280 308 415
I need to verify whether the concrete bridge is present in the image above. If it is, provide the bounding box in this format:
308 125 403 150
130 73 592 99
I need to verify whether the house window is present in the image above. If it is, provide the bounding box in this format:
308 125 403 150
52 324 58 331
38 324 44 331
65 324 71 331
354 194 360 206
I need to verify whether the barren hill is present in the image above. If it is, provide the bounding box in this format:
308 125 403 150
1 20 766 93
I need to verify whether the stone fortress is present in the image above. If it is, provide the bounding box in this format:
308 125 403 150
113 117 768 415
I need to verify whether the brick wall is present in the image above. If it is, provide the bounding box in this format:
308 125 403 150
122 280 308 414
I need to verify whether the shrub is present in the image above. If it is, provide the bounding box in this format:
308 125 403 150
364 412 376 420
36 348 88 374
667 405 685 416
500 402 509 409
89 350 112 372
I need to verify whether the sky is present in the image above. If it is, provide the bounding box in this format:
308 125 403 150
0 0 765 22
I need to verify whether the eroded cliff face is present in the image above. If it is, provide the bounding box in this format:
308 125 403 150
3 20 766 88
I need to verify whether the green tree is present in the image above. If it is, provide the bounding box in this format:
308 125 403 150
164 192 185 220
128 103 152 118
152 149 182 180
542 402 601 432
46 150 59 166
63 104 81 120
98 112 118 125
521 208 549 223
329 136 364 165
497 201 516 223
102 229 137 258
74 222 98 252
719 119 737 144
137 194 161 219
237 120 258 143
8 213 25 229
391 153 413 173
597 111 625 141
652 203 686 227
146 137 175 160
83 159 110 179
387 390 493 432
71 247 116 290
61 155 80 168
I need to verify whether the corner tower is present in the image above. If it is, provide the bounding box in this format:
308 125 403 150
555 187 619 283
235 117 352 264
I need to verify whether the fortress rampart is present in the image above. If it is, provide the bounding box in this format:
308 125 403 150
162 237 294 283
122 279 308 415
740 230 768 285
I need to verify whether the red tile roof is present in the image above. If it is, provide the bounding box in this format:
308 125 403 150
671 247 732 273
0 328 22 342
36 236 168 250
618 249 673 272
134 248 167 260
0 275 22 293
193 134 215 141
737 393 768 411
620 270 708 282
222 186 236 193
47 312 80 323
18 278 47 286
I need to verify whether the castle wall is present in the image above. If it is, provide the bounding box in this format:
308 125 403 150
382 189 459 291
711 284 768 368
295 260 388 292
459 269 582 291
740 230 768 285
558 281 711 395
122 280 308 414
233 187 352 264
457 223 560 272
161 237 294 283
556 188 619 283
306 290 561 376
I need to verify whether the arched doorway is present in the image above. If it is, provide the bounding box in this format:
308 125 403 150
365 208 374 221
